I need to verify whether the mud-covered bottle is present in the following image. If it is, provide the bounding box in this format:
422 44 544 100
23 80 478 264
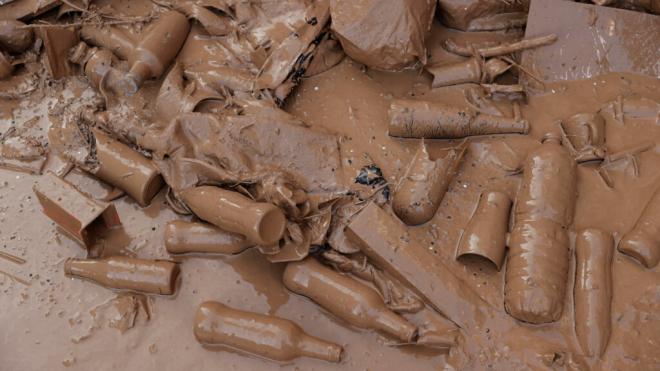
122 10 190 93
64 256 180 295
283 258 417 342
504 133 577 324
194 301 343 363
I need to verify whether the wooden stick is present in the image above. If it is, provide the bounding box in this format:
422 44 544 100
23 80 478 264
0 250 26 264
444 34 558 58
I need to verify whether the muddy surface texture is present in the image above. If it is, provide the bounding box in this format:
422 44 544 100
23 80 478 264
0 0 659 370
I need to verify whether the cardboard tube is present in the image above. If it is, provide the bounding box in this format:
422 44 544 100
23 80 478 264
618 186 660 268
180 186 286 246
574 228 613 358
388 99 529 139
92 129 164 207
64 256 180 295
194 301 342 363
164 220 253 255
456 191 511 270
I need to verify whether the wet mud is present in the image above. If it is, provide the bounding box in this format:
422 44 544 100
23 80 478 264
0 0 659 370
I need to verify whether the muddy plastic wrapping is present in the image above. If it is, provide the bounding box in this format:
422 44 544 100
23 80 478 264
64 256 180 295
392 140 467 226
0 121 47 174
283 258 417 342
574 228 613 358
33 172 121 247
437 0 529 31
618 186 660 268
456 191 511 271
504 135 577 324
138 110 345 194
194 301 343 363
0 19 33 53
329 0 436 71
175 0 333 102
0 0 60 20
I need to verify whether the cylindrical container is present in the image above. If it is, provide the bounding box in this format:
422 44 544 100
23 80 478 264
194 301 343 363
456 191 512 270
283 258 417 342
123 10 190 93
504 134 577 324
0 52 12 80
92 129 164 207
64 256 180 295
430 58 509 88
618 186 660 268
165 220 253 255
80 25 136 60
0 19 34 53
392 141 466 225
180 186 286 246
574 228 613 358
429 58 482 88
388 99 529 139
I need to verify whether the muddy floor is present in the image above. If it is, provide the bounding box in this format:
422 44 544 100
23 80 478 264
1 0 659 370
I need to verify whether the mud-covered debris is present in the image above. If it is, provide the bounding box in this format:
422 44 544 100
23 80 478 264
330 0 436 71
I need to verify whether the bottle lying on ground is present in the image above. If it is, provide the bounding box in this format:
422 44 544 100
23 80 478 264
64 256 180 295
283 258 417 342
194 301 343 363
180 186 286 246
504 133 577 324
164 220 253 255
388 99 529 139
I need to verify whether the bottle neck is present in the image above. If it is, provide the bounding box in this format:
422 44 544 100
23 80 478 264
296 333 343 363
64 258 105 282
372 308 418 343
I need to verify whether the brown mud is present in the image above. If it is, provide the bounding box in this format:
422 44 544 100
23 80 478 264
0 0 659 370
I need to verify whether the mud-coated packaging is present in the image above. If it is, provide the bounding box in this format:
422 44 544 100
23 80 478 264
64 256 180 295
392 141 466 226
618 186 660 268
437 0 529 31
504 135 577 324
194 301 343 363
574 228 613 358
330 0 436 71
283 258 417 342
